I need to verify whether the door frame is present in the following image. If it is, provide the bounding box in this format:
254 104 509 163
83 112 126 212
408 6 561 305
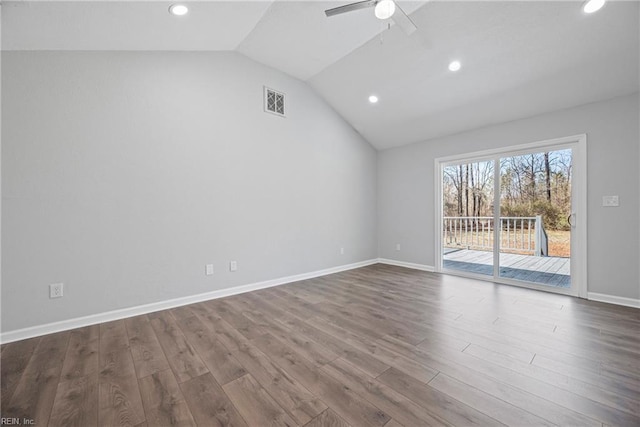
434 134 587 298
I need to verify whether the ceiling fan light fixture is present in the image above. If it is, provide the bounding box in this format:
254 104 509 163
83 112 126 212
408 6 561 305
374 0 396 20
583 0 606 14
169 4 189 16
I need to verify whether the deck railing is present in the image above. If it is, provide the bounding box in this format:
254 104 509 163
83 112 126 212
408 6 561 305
443 216 548 256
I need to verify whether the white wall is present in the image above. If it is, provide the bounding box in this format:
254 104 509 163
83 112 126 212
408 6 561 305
1 51 377 333
378 93 640 300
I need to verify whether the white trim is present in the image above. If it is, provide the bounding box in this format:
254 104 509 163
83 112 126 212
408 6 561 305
492 155 501 278
588 293 640 309
434 158 443 272
572 135 588 297
0 259 377 344
434 134 587 298
435 134 586 165
378 258 435 272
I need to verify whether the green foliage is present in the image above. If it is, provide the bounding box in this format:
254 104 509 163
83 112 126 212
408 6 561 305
500 201 569 231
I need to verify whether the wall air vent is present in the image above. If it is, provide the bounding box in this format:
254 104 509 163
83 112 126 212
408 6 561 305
264 87 286 117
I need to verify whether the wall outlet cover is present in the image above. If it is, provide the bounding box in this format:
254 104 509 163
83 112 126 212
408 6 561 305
205 264 214 276
230 261 238 272
49 283 63 299
602 195 619 207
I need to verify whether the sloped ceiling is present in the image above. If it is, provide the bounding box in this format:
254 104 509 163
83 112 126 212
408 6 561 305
2 1 639 149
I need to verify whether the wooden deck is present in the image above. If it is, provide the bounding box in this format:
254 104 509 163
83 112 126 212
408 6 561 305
444 249 570 288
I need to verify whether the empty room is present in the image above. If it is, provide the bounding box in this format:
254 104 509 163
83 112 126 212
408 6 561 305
1 0 639 426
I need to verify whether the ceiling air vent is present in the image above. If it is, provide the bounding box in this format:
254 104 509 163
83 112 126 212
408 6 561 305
264 87 285 117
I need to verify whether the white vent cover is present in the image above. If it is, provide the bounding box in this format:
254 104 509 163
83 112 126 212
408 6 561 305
264 87 285 117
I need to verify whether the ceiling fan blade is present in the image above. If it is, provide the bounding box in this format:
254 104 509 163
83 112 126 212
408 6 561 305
391 3 418 35
325 0 376 17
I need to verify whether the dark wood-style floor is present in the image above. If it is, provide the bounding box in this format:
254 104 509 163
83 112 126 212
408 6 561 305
2 264 639 426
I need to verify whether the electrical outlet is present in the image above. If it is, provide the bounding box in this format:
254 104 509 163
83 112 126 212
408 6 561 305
205 264 214 276
229 261 238 272
396 243 401 251
340 247 345 255
602 195 619 207
50 283 63 299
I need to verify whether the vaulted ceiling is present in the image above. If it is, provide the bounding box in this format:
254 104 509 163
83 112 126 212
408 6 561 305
3 1 639 149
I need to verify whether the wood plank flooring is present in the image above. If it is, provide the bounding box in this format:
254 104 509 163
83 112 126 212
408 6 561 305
2 264 639 426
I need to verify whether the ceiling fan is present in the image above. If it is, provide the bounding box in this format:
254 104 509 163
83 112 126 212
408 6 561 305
325 0 418 35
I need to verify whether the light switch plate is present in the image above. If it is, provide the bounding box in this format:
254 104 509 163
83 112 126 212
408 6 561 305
602 195 619 207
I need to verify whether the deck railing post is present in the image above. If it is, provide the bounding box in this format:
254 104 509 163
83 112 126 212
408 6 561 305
535 217 541 257
534 215 549 257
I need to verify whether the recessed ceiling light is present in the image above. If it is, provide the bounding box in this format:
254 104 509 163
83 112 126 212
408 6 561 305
368 95 379 104
374 0 396 20
448 60 461 72
169 4 189 16
583 0 606 14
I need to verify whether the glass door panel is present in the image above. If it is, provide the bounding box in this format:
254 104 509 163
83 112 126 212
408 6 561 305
498 149 572 288
442 160 495 277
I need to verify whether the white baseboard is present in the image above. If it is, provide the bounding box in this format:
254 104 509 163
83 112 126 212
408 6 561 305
0 259 378 344
378 258 435 272
587 292 640 309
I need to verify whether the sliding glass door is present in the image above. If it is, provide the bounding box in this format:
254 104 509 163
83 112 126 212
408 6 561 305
437 136 585 297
